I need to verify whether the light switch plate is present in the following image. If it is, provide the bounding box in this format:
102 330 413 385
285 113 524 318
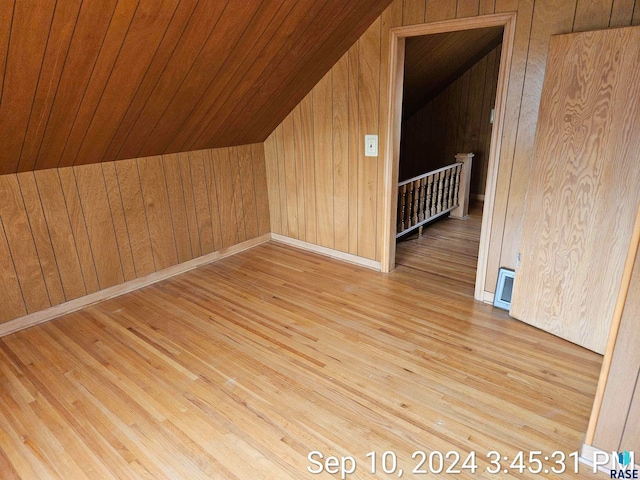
365 135 378 157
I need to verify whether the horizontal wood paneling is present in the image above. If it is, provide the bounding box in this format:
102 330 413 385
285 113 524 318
264 0 640 277
0 145 270 324
0 0 393 174
400 43 501 194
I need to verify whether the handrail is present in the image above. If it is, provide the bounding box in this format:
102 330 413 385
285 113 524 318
396 153 473 238
397 162 463 187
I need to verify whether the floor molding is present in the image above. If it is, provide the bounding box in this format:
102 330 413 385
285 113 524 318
482 290 495 304
270 234 382 271
0 234 271 337
580 443 639 474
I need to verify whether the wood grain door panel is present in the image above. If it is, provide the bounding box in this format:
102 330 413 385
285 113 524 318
511 26 640 354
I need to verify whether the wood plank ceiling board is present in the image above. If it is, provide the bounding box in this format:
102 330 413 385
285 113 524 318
402 25 504 119
0 0 393 174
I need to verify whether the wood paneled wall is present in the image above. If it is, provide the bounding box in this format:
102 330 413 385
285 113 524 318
0 145 270 324
264 0 640 291
399 43 501 194
593 240 640 453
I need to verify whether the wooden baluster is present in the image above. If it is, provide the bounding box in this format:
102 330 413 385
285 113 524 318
436 171 444 214
426 175 433 219
406 182 414 228
412 180 420 226
398 185 406 232
443 169 450 210
453 164 461 207
418 177 426 222
447 167 455 209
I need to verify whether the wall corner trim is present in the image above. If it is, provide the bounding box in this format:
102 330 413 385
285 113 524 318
0 234 272 337
270 233 382 271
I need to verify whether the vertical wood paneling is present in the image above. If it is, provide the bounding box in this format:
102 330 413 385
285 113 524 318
425 0 457 21
211 148 239 249
574 0 615 31
457 0 481 17
202 149 224 251
237 146 259 242
261 0 636 277
497 0 591 292
282 114 299 238
292 106 307 240
115 159 156 277
0 175 50 312
0 145 270 325
275 124 289 237
300 93 317 244
479 0 496 15
101 162 137 281
404 0 426 24
33 170 87 300
177 152 201 259
263 133 282 235
313 72 334 249
347 45 360 255
58 168 100 294
188 150 215 254
485 0 534 291
333 53 350 253
15 173 65 306
357 19 381 260
160 155 193 264
137 157 179 271
229 147 247 244
251 143 271 236
609 0 636 27
74 163 124 289
0 219 26 322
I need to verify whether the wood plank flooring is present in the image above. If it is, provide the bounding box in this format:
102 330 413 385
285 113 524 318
396 202 483 297
0 239 601 479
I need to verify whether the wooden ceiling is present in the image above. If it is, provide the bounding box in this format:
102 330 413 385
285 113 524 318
0 0 391 174
403 26 504 119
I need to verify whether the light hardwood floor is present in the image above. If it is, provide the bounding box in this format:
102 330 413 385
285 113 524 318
0 239 601 479
396 203 483 297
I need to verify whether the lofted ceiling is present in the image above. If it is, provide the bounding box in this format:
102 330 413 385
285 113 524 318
0 0 392 174
403 26 504 119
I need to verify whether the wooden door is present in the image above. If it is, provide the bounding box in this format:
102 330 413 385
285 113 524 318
510 26 640 354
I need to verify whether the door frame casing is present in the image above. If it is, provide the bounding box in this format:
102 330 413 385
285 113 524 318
381 12 517 302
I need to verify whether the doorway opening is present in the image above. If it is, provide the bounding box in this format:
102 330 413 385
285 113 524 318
381 13 517 302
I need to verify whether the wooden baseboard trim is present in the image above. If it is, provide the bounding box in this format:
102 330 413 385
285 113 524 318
0 234 271 337
580 443 639 474
270 234 382 271
482 291 495 304
471 194 485 202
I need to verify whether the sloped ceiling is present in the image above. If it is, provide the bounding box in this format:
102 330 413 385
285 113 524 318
0 0 392 174
403 26 504 119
